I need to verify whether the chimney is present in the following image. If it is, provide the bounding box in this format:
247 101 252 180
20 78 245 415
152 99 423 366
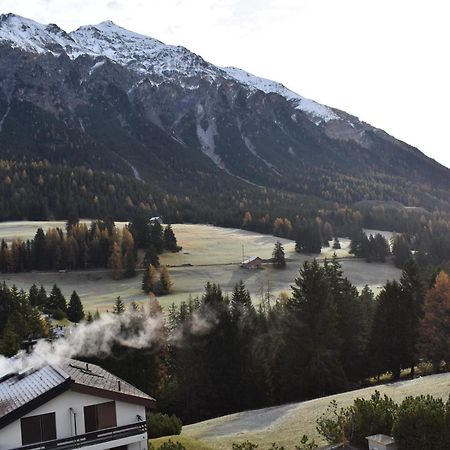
118 380 121 392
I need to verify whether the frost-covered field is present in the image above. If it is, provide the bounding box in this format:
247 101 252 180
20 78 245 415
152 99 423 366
0 222 401 312
183 373 450 449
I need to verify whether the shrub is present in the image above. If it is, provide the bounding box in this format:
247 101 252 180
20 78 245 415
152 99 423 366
392 395 450 450
317 391 397 447
232 442 258 450
147 412 182 438
149 441 186 450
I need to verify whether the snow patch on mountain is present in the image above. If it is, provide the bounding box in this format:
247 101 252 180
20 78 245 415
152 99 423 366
0 13 341 126
222 66 339 123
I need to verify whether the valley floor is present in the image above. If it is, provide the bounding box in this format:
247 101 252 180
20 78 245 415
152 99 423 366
0 222 401 312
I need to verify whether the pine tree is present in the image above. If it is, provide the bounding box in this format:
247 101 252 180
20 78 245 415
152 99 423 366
46 284 67 316
332 237 341 249
164 225 180 252
36 285 48 308
281 260 344 400
143 245 160 268
67 291 84 323
369 280 408 379
28 284 39 307
231 280 252 313
272 241 286 268
113 296 126 315
150 222 164 254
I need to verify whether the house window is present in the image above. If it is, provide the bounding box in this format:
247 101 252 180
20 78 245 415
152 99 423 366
84 401 117 432
21 412 57 445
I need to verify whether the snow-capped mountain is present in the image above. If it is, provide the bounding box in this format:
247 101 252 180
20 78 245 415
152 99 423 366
0 13 449 209
0 13 339 123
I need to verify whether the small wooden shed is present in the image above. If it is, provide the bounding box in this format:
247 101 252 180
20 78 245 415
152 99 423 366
241 256 263 269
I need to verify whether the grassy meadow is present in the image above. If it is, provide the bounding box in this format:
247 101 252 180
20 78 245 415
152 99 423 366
0 221 402 312
182 372 450 449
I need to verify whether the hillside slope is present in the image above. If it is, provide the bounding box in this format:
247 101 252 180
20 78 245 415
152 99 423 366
1 13 450 212
182 373 450 449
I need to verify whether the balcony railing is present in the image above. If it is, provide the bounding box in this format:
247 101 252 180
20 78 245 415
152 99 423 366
11 421 147 450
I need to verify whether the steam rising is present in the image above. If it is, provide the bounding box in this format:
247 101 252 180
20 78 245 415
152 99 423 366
0 303 165 377
0 299 217 377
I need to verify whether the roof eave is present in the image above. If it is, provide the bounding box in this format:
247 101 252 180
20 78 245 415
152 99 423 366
71 382 156 408
0 378 72 430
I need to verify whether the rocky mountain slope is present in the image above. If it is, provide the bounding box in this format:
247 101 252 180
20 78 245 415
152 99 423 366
0 13 449 211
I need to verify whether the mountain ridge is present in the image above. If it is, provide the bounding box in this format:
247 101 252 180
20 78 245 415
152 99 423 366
1 12 449 214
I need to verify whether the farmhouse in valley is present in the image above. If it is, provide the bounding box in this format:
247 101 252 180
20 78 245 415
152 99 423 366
241 256 263 269
0 358 155 450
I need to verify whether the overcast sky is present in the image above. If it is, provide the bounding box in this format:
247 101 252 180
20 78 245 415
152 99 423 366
2 0 449 167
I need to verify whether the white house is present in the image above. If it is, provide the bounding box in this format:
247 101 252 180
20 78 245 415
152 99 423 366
0 358 155 450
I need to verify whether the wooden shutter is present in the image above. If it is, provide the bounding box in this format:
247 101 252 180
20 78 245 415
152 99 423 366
21 413 56 445
97 401 117 430
41 413 56 441
84 404 98 432
21 416 41 445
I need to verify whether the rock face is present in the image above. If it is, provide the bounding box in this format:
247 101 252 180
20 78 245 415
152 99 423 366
0 13 449 207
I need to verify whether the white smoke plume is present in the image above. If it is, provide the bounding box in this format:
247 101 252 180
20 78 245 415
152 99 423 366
0 302 166 377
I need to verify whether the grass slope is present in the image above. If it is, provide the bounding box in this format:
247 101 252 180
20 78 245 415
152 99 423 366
182 373 450 449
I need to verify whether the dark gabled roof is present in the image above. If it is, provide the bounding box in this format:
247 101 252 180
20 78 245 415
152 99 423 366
0 357 155 430
0 364 71 429
62 358 155 407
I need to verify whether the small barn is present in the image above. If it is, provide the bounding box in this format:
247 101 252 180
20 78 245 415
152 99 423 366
241 256 263 269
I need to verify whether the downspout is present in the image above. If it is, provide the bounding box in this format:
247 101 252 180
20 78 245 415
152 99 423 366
70 408 79 447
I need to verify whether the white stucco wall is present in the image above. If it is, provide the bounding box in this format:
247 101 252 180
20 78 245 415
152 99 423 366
0 388 146 450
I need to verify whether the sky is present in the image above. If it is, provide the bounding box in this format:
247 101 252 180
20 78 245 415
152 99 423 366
1 0 449 167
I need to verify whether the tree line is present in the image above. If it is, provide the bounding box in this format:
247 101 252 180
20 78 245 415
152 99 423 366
71 257 448 426
0 218 179 279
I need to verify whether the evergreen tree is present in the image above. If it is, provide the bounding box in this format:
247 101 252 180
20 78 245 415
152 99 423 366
67 291 84 323
28 284 40 307
164 225 180 252
46 284 67 316
143 245 160 268
272 241 286 268
399 259 425 376
369 280 408 379
280 260 344 400
392 235 412 268
113 296 126 315
231 280 252 315
36 285 48 308
150 221 165 254
129 210 151 249
332 237 341 250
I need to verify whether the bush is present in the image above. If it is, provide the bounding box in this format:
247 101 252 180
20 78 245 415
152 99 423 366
149 441 186 450
147 412 182 439
349 391 398 448
392 395 450 450
317 391 398 447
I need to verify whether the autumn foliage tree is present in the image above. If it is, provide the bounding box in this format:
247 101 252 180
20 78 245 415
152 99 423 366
417 271 450 372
